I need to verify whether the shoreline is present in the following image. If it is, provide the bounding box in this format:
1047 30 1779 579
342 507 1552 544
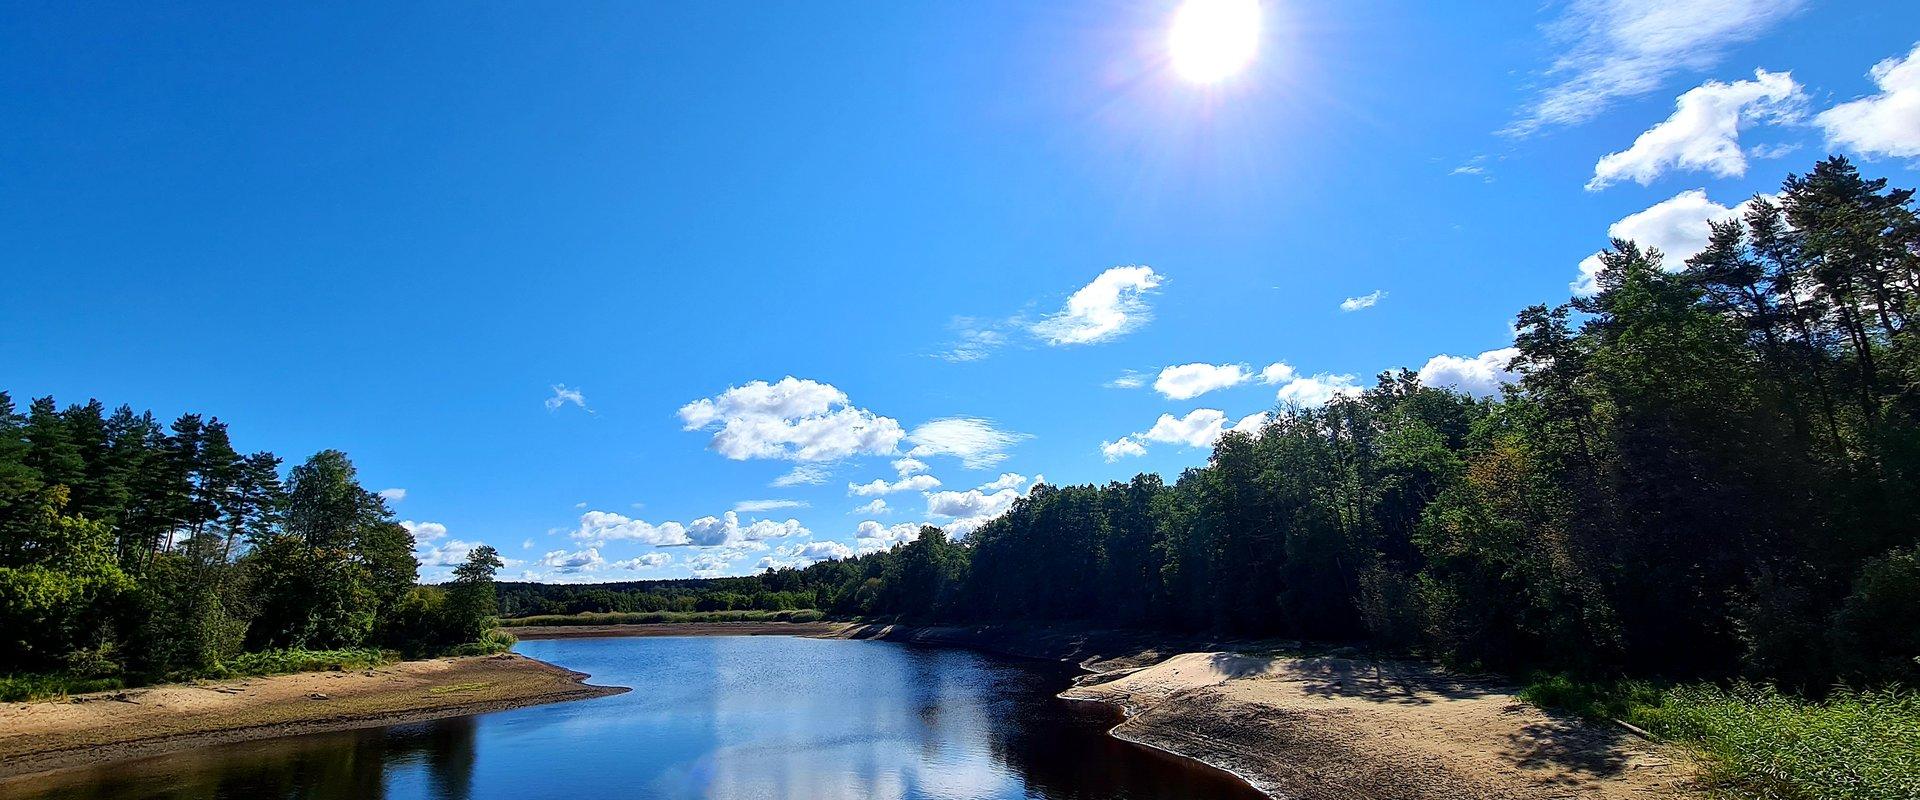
0 652 625 784
0 621 1704 798
828 621 1702 799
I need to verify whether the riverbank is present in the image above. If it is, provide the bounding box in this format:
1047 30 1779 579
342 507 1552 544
0 653 624 782
826 622 1702 799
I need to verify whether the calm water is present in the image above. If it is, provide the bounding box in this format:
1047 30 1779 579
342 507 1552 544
1 636 1263 800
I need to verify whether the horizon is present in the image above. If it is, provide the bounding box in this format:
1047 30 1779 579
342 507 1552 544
7 1 1919 583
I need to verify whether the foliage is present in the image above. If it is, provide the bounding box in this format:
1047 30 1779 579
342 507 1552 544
1654 684 1919 800
204 648 393 679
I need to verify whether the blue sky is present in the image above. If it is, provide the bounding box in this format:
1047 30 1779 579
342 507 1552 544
5 1 1917 580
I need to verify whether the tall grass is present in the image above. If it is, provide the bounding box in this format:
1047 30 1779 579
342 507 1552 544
203 648 394 679
1523 674 1920 800
499 609 826 627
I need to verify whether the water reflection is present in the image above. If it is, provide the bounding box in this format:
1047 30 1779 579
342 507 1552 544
0 637 1262 800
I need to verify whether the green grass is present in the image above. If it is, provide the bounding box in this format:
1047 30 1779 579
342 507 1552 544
204 647 395 679
1523 674 1920 800
0 673 125 702
442 628 517 657
499 609 826 627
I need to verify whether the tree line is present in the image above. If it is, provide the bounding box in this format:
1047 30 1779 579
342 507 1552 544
0 400 504 684
751 157 1919 690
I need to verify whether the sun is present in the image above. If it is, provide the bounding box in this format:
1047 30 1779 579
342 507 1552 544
1167 0 1262 84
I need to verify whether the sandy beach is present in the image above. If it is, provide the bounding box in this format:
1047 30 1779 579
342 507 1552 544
0 653 624 783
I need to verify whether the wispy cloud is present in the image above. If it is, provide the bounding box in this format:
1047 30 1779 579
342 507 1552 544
1340 290 1387 312
1587 69 1803 190
906 417 1031 469
732 499 809 513
1507 0 1806 135
545 384 591 413
1030 266 1164 346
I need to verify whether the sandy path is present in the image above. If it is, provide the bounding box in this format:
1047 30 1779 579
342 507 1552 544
0 653 624 783
1062 651 1700 799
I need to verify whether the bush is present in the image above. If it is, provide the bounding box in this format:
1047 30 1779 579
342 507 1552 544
444 628 516 657
1829 545 1920 686
1650 683 1920 800
1520 673 1666 725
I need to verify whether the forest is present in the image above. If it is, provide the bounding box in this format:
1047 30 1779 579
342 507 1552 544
0 401 506 697
728 157 1920 693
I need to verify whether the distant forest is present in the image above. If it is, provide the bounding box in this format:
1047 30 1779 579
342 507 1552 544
532 157 1920 690
0 404 505 687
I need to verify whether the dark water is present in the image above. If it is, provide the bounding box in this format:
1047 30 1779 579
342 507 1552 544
1 636 1263 800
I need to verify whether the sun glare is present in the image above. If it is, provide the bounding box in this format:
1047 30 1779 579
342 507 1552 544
1168 0 1262 84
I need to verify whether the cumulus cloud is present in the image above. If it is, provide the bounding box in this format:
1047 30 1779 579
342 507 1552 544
1340 290 1387 312
1030 266 1164 345
852 498 890 515
679 377 905 462
400 520 447 542
1104 409 1268 461
977 473 1029 492
1816 42 1920 159
854 520 924 554
757 539 857 569
1259 362 1297 385
684 551 738 578
733 499 808 513
1509 0 1806 134
570 510 691 546
1572 189 1770 295
1275 373 1362 407
1104 370 1148 389
1418 348 1521 397
906 417 1029 468
771 465 830 487
890 458 928 476
848 474 942 496
378 487 407 503
1154 363 1252 400
541 547 605 573
545 384 590 413
417 538 484 567
1588 69 1803 191
612 552 671 570
684 512 808 547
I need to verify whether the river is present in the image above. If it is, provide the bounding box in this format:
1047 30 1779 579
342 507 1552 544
1 635 1264 800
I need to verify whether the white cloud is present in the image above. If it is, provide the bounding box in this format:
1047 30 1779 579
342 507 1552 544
1030 266 1164 345
541 547 605 573
417 538 482 567
852 498 890 515
1340 290 1387 312
1817 42 1920 159
1588 69 1803 191
684 551 739 578
1510 0 1806 134
1142 409 1231 448
977 473 1029 492
520 539 534 549
906 417 1029 468
759 539 856 570
1100 437 1149 461
1229 411 1269 436
890 458 928 476
1154 363 1252 400
378 487 407 503
684 511 809 547
612 552 671 570
400 520 447 542
925 487 1021 520
848 474 943 496
1417 347 1521 397
1104 370 1148 389
1259 362 1297 385
771 465 830 487
570 510 691 546
1572 189 1770 294
545 384 589 413
733 499 808 513
1275 373 1362 407
854 520 923 554
678 377 905 462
